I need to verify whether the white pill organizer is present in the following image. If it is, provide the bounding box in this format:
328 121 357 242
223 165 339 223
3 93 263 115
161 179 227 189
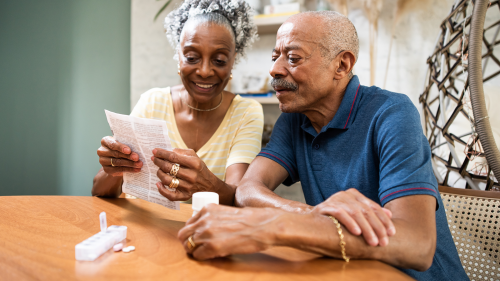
75 212 127 261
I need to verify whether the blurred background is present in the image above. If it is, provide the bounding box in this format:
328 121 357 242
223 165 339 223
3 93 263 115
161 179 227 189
0 0 469 197
0 1 131 196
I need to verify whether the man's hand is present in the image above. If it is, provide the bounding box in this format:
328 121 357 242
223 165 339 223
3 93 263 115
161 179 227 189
312 188 395 247
177 204 280 260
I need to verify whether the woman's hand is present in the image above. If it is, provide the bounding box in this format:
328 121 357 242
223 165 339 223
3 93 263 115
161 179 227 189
97 136 143 176
311 188 395 247
152 148 222 202
177 204 279 260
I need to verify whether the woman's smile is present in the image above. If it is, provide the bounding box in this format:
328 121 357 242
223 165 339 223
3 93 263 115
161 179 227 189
192 81 217 93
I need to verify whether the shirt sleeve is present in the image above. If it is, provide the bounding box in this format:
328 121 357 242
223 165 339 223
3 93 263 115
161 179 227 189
375 95 439 207
258 113 300 185
226 100 264 167
130 89 155 118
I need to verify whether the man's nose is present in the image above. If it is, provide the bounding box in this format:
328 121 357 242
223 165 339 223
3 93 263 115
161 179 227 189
269 56 287 78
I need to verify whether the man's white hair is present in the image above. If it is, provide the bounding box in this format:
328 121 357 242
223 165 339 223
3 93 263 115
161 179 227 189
300 11 359 62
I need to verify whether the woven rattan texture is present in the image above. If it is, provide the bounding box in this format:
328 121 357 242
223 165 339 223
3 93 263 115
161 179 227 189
441 192 500 280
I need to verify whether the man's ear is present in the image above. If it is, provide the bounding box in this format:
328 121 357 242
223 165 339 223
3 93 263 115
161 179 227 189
333 51 356 80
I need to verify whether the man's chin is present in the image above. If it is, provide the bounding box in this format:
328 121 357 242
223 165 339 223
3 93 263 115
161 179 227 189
278 101 299 113
276 91 302 113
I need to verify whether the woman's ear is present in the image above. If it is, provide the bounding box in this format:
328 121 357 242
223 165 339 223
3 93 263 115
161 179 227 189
333 51 356 80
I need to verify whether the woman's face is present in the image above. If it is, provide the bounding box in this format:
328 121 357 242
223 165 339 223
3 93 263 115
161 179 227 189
178 23 236 104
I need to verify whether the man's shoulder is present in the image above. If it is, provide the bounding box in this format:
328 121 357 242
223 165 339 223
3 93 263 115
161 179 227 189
360 85 415 111
357 86 418 124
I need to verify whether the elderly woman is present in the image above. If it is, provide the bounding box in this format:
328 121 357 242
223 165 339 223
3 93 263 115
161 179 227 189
92 0 263 206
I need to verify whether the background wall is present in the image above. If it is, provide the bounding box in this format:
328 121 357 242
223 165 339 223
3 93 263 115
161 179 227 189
130 0 456 107
130 0 456 202
0 0 131 196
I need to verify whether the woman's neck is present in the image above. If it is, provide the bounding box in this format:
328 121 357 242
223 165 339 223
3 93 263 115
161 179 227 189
178 86 224 112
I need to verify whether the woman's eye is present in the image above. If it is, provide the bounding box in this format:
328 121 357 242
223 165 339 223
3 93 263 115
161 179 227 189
184 54 200 63
215 59 227 66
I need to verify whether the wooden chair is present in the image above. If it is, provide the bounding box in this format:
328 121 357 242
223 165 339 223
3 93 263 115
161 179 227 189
439 186 500 281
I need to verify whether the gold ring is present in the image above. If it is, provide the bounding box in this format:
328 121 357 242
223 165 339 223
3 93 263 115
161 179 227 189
111 158 115 167
169 163 180 177
187 235 196 251
169 178 179 189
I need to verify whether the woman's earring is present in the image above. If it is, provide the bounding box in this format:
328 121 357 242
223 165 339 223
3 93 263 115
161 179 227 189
230 73 233 80
177 64 180 75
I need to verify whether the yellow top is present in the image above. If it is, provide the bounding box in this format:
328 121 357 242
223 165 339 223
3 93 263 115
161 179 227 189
130 87 264 180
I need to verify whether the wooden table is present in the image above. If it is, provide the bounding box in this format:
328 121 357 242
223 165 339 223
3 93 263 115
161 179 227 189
0 196 413 280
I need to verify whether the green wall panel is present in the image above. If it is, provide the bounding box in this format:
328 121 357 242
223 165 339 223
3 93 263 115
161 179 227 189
0 0 131 196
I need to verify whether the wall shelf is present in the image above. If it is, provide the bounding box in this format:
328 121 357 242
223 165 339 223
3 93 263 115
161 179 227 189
254 13 297 34
241 95 280 104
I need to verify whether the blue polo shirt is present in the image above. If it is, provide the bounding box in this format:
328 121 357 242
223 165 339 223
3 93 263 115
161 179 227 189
259 76 468 280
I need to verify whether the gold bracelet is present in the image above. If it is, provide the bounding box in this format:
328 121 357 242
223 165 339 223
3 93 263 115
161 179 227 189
328 216 350 262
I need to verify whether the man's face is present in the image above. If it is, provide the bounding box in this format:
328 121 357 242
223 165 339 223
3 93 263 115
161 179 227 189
270 18 336 113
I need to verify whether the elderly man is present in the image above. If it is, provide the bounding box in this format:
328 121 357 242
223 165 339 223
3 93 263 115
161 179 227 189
177 11 467 280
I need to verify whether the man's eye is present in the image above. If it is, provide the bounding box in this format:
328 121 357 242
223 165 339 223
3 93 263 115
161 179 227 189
288 57 300 63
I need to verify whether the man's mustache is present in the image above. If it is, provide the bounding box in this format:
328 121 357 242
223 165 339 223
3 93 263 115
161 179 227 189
271 78 298 91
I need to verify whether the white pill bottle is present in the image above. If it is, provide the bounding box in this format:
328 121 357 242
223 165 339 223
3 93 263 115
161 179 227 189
192 192 219 217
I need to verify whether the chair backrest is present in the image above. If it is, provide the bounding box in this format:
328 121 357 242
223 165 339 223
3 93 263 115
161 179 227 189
439 186 500 281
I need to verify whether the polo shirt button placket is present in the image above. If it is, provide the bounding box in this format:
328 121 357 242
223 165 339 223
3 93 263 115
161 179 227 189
311 142 322 171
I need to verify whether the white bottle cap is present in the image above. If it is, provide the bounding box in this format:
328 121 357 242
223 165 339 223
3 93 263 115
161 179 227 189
192 192 219 217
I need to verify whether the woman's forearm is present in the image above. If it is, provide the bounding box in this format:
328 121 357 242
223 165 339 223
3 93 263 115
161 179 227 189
91 168 123 197
216 182 236 206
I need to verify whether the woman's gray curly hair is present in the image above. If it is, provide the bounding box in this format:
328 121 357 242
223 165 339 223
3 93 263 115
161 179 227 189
164 0 258 63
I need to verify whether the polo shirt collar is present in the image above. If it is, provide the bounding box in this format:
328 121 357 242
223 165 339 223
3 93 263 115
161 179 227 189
327 75 361 130
301 75 361 136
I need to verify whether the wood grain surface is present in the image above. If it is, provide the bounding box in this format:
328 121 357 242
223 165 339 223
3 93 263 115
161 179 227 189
439 185 500 199
0 196 414 281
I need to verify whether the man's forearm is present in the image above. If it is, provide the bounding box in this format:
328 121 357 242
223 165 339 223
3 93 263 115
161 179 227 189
274 212 435 271
235 180 312 213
